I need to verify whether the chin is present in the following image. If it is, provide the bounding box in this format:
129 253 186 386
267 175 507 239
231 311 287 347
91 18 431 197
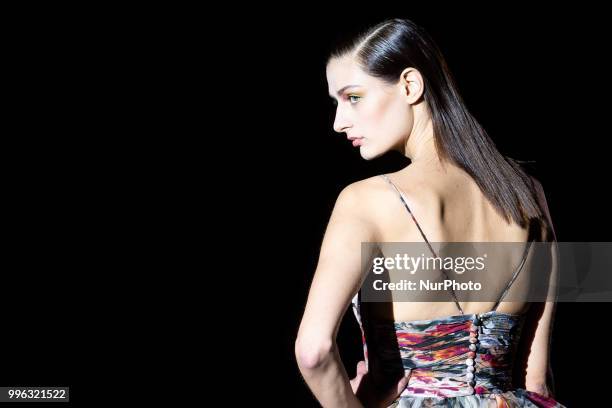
359 147 383 161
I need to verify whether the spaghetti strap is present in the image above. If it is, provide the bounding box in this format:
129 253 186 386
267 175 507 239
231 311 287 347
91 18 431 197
380 173 465 315
380 174 437 256
491 238 534 312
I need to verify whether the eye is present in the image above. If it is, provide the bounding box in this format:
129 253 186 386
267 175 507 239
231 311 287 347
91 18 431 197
348 95 361 104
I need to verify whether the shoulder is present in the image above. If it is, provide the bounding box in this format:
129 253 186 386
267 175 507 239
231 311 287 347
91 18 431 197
330 175 393 230
333 173 415 231
339 174 382 194
337 171 431 213
335 174 392 211
320 177 386 244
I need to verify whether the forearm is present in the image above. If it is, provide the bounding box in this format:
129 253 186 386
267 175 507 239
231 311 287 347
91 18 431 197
524 302 556 397
298 343 364 408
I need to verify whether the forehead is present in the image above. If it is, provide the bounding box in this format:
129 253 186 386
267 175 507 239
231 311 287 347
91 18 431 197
326 55 374 93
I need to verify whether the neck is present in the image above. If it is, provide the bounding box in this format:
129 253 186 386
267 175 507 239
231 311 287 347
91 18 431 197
402 115 444 171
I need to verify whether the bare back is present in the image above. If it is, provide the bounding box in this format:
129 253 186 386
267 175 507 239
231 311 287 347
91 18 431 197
358 163 545 322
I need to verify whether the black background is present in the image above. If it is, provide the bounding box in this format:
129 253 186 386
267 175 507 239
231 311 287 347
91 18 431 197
5 5 611 407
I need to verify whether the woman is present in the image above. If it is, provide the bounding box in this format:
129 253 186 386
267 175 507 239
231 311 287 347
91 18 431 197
295 18 565 408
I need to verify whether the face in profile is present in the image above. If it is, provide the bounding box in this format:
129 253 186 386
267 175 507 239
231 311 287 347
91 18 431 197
326 55 423 160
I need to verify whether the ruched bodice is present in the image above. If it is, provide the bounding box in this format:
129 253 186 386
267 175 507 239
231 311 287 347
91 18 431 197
351 294 565 407
394 310 524 397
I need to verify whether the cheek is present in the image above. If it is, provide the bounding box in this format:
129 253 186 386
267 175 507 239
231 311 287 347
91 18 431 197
364 96 410 138
360 96 392 133
380 97 412 135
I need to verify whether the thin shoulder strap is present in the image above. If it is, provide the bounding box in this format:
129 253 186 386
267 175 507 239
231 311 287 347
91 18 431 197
491 239 534 312
380 174 438 258
380 174 465 315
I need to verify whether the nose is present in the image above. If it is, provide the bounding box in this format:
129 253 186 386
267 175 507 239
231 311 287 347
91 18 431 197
333 109 352 134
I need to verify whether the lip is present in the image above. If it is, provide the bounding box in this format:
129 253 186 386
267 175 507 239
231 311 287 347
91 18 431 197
350 137 364 147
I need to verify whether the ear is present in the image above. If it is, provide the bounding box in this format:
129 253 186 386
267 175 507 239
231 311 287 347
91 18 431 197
399 67 424 104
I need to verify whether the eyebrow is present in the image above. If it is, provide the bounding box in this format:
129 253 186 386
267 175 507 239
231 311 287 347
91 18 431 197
329 84 361 98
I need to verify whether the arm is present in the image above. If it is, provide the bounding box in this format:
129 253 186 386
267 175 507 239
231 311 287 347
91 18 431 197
524 301 557 396
295 183 378 408
523 177 559 396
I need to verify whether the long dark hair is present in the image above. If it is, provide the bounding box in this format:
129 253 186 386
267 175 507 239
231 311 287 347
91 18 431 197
328 18 545 230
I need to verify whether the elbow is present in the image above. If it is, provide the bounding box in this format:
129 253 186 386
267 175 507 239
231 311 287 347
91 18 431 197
294 335 334 372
